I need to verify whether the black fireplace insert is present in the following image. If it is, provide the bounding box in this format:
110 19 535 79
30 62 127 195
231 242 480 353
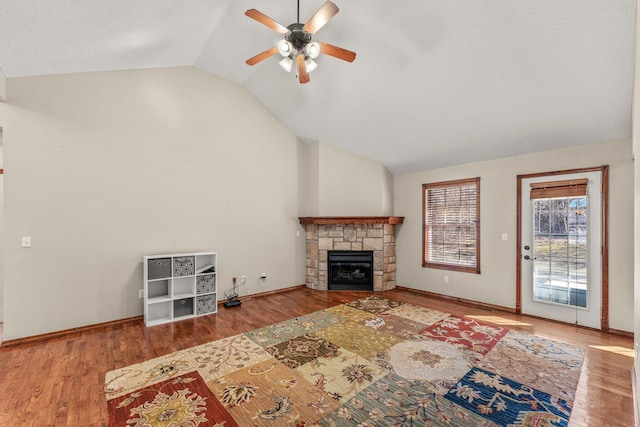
328 250 374 291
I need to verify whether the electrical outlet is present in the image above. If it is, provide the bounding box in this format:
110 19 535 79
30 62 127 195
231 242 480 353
444 275 449 284
139 289 144 299
241 275 246 283
260 273 267 279
21 237 32 248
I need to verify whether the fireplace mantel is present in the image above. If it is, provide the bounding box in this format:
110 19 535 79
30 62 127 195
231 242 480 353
299 216 404 225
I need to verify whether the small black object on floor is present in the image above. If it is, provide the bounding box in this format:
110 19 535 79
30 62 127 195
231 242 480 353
223 299 241 307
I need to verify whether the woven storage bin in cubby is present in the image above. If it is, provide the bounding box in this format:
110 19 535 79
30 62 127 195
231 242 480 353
148 258 171 280
173 256 195 277
197 274 215 294
197 294 216 315
173 298 194 317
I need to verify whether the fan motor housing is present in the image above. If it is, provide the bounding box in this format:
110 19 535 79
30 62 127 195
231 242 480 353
286 23 312 50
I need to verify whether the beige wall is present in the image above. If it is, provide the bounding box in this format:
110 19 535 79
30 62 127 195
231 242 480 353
633 0 640 417
2 64 632 344
394 138 634 332
0 133 3 323
0 66 396 340
0 61 5 322
301 142 320 216
0 67 6 102
634 115 640 422
0 67 312 340
302 141 393 216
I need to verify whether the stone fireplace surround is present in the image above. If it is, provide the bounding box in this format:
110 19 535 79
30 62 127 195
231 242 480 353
299 216 404 291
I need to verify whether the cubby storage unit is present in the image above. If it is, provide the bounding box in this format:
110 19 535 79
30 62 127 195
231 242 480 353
143 252 217 326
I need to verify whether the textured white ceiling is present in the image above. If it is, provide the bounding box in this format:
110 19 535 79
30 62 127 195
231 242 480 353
0 0 635 174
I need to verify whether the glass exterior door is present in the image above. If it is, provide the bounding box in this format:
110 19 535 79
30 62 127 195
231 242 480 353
520 171 601 329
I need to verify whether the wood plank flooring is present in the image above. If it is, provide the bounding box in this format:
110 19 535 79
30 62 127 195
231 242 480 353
0 287 634 426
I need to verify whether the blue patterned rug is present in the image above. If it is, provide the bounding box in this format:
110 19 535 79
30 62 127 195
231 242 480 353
105 296 585 426
446 367 572 426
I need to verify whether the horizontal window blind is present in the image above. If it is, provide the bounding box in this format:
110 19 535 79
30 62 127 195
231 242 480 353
530 178 587 200
423 177 480 273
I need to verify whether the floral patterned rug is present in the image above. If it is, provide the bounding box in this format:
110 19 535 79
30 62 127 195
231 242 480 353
105 296 585 426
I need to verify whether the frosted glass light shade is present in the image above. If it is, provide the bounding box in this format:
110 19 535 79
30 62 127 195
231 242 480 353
305 42 320 59
279 56 293 72
305 58 318 72
278 40 293 57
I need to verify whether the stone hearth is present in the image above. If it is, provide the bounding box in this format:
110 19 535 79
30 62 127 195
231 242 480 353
299 217 404 291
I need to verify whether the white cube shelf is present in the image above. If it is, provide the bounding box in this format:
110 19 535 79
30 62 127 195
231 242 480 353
143 252 217 326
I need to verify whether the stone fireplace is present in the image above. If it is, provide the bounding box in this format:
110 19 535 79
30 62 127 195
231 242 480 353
299 216 404 291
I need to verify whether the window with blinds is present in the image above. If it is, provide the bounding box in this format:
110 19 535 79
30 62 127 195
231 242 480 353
423 177 480 273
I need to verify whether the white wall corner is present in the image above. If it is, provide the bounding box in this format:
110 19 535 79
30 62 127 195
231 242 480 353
300 141 320 216
316 141 392 216
633 0 640 420
0 66 6 102
381 165 394 216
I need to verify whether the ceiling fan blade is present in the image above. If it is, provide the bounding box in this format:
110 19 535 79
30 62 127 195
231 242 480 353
303 1 339 34
296 54 310 84
245 9 290 34
246 46 280 66
318 42 356 62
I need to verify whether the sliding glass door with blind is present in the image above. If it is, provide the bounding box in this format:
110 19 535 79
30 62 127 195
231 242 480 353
519 171 602 329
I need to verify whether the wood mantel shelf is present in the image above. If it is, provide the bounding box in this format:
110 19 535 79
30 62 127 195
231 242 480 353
299 216 404 225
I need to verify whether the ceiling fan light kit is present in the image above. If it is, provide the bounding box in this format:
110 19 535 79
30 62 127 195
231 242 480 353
245 1 356 84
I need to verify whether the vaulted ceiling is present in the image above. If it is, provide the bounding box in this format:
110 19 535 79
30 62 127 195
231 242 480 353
0 0 635 174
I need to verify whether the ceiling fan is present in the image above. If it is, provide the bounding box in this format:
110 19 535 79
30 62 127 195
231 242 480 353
245 0 356 84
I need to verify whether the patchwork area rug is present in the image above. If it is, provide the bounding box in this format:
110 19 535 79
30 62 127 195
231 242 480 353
105 296 585 426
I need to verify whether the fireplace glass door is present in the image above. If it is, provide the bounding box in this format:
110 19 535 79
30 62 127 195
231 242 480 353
328 251 373 290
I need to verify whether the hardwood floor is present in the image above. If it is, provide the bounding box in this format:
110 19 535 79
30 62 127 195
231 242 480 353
0 287 634 426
